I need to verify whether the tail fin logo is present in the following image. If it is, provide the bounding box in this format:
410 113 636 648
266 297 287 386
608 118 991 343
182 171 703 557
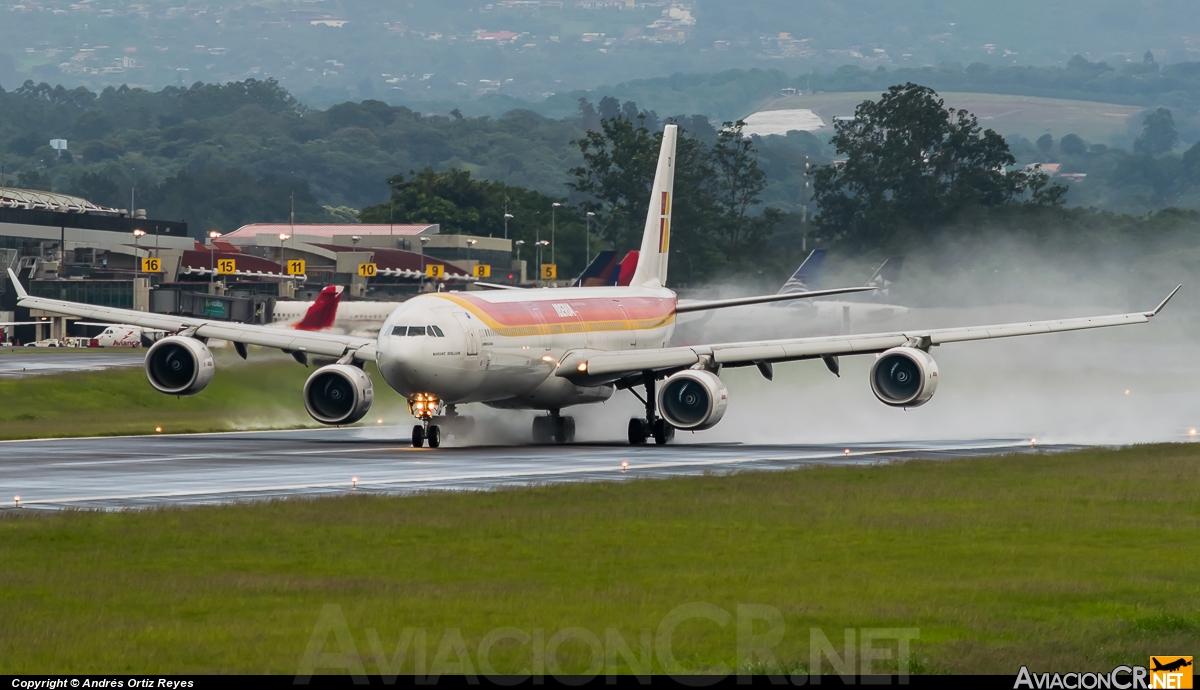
295 285 343 331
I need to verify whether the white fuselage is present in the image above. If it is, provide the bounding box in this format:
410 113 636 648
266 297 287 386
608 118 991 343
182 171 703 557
375 286 676 410
272 300 402 336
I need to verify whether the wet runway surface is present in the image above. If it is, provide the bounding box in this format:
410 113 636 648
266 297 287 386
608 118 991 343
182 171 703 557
0 350 145 377
0 428 1083 510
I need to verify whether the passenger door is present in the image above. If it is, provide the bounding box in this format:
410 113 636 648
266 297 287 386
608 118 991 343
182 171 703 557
452 311 479 356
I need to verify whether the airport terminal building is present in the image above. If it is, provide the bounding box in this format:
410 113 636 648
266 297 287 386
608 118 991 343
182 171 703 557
0 187 519 345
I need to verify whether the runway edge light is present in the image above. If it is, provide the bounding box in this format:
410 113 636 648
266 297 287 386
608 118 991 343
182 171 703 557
621 461 628 472
352 476 358 490
14 496 19 508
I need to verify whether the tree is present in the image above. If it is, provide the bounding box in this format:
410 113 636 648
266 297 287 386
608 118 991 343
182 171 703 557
1060 133 1087 156
708 121 776 256
812 83 1048 247
1133 107 1178 156
1036 134 1054 154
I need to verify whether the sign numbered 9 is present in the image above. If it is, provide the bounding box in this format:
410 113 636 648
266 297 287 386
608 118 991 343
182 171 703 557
426 264 445 279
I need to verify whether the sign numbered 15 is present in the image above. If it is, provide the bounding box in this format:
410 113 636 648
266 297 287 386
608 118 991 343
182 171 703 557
217 258 236 275
287 259 306 276
140 257 162 273
358 262 377 277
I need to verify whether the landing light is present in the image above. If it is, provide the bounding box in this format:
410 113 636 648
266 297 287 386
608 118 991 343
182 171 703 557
542 355 554 363
577 362 588 372
1125 389 1130 395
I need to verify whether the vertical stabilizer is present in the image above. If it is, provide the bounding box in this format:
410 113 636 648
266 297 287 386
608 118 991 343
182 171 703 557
629 124 677 288
295 285 343 331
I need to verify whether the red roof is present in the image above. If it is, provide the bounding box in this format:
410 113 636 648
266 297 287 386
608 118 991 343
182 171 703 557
224 223 437 239
180 250 283 273
313 244 469 276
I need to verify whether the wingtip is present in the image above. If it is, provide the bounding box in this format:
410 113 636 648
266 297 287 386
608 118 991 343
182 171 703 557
5 268 27 300
1148 284 1182 317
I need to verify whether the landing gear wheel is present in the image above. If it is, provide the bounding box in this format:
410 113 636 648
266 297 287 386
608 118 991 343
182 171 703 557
532 416 554 444
412 425 426 448
554 416 576 444
628 418 649 445
427 425 441 448
653 419 675 445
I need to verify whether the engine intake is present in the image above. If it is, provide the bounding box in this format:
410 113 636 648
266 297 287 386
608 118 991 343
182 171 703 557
144 336 214 395
304 364 374 425
656 369 728 431
870 347 938 407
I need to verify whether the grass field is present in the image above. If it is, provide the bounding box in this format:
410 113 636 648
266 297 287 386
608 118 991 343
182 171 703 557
0 444 1196 675
0 351 410 439
758 92 1146 142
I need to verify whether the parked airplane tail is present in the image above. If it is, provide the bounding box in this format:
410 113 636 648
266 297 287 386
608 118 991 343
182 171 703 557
867 256 905 292
294 285 343 331
573 249 620 287
630 124 677 288
777 249 828 294
617 251 639 287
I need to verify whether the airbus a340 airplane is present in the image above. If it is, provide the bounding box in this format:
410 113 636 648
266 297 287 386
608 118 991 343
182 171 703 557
6 125 1180 448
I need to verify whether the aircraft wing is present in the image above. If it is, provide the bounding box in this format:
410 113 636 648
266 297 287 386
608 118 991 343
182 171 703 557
558 286 1181 384
6 269 377 361
0 322 42 326
676 285 877 313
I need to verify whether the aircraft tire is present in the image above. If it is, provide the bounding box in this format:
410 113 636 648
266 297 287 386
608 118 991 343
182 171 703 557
427 425 442 448
554 416 576 444
627 418 648 445
532 416 554 444
653 419 674 445
412 425 425 448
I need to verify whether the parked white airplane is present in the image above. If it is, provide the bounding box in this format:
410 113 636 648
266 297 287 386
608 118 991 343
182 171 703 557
271 286 401 337
7 125 1180 448
78 324 168 348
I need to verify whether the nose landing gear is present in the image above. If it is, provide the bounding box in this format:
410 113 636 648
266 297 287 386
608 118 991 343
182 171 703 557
408 393 442 448
411 422 441 448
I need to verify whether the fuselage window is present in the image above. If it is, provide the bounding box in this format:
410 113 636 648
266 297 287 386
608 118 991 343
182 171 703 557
407 326 426 336
391 326 407 336
430 325 445 337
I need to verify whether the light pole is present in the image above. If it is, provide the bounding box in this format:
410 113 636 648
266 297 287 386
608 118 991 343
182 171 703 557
550 202 560 266
585 211 595 266
535 240 549 281
514 239 524 281
132 228 145 278
208 230 221 286
466 238 477 265
503 212 513 240
419 236 430 290
278 232 291 276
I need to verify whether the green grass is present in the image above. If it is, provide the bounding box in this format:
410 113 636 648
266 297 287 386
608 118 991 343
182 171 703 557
1 444 1197 674
761 92 1146 141
0 351 409 439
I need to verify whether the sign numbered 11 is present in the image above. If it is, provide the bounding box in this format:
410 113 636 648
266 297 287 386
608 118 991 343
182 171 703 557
287 259 306 276
472 264 491 278
140 257 162 272
217 258 236 275
358 262 377 277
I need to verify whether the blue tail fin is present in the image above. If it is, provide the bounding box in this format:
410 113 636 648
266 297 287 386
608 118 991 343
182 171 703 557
573 250 619 287
777 249 827 294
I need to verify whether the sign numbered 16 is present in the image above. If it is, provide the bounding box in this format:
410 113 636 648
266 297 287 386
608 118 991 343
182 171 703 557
140 257 162 272
287 259 306 275
217 258 236 275
358 262 377 277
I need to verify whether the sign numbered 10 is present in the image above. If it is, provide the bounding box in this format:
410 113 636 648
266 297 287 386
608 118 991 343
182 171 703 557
140 257 162 272
287 259 306 276
358 263 377 277
217 258 237 275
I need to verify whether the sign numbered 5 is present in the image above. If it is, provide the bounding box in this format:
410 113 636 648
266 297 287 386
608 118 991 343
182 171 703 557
540 264 557 280
358 262 377 277
217 258 236 275
287 259 306 276
472 264 491 278
141 257 162 273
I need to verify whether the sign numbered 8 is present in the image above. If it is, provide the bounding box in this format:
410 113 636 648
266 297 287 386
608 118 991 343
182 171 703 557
472 264 491 278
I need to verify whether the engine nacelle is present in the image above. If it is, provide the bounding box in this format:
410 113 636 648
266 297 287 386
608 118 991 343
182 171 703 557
870 347 938 408
144 336 214 395
304 364 374 425
656 369 728 431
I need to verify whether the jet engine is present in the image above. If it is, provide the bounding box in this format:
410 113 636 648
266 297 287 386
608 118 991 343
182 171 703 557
656 369 728 430
303 364 374 425
144 336 214 395
870 347 938 408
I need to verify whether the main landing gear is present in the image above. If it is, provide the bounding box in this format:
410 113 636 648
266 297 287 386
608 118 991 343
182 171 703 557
533 409 576 444
627 372 674 445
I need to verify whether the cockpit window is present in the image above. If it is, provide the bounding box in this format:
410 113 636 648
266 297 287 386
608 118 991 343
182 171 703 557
430 325 445 337
407 326 426 337
391 326 407 336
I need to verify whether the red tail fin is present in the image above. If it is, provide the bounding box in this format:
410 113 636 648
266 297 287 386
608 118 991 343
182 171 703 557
295 285 343 331
616 251 639 287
